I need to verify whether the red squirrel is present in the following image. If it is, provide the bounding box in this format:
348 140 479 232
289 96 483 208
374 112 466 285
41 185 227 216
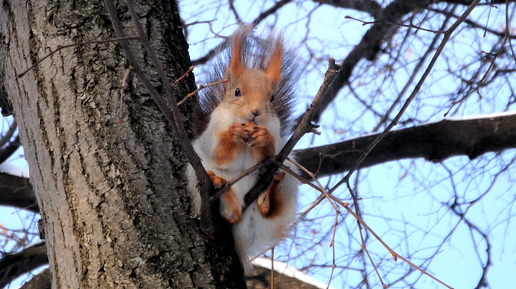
187 27 299 271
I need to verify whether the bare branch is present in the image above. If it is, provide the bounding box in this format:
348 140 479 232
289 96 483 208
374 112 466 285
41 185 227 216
296 112 516 178
243 58 340 209
0 242 48 288
20 268 50 289
0 135 21 164
0 172 38 213
191 0 292 66
312 0 382 19
329 0 481 194
0 120 16 149
312 0 429 123
311 0 515 123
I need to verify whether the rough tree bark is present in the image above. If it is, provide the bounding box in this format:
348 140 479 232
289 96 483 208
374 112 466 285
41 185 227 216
1 0 516 288
0 0 244 288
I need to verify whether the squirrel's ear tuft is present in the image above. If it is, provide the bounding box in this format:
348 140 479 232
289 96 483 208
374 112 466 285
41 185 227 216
265 38 283 86
227 29 247 79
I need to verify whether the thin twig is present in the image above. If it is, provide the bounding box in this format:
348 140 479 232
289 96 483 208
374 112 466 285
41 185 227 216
173 66 194 86
288 142 453 287
178 79 228 106
210 157 274 203
326 213 338 289
18 37 136 78
372 7 455 132
298 4 481 285
282 156 339 213
118 66 133 124
345 15 445 34
341 205 452 288
348 184 385 288
270 247 275 289
430 7 516 39
444 36 509 116
191 0 292 66
307 0 482 212
228 0 242 24
184 19 216 28
242 58 340 210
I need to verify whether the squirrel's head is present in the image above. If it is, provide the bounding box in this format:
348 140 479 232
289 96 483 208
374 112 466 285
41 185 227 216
223 29 283 125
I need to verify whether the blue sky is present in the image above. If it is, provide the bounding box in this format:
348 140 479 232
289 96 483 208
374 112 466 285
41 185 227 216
2 1 515 288
180 1 516 288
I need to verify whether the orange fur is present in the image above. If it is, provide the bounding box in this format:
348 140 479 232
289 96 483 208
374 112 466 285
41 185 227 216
248 125 276 162
265 39 283 86
207 170 242 223
221 190 242 223
228 30 245 79
188 27 299 272
212 126 244 167
207 170 225 188
258 172 286 218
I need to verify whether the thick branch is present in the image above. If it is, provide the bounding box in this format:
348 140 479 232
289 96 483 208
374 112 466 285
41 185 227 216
191 0 292 66
0 135 21 164
296 113 516 178
0 242 48 288
20 268 50 289
0 120 16 148
312 0 382 19
0 172 38 213
311 0 515 122
313 0 428 122
243 59 340 208
444 0 514 4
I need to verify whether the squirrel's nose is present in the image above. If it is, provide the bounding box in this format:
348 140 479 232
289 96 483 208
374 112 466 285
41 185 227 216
251 108 261 116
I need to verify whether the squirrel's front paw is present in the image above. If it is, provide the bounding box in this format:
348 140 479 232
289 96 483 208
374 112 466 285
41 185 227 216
229 122 252 143
207 170 226 188
247 124 272 147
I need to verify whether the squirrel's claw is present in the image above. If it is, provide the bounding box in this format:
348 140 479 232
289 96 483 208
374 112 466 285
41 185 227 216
207 170 226 188
230 121 253 143
248 127 272 147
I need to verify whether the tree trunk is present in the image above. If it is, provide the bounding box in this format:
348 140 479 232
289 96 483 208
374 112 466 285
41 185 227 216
0 0 245 288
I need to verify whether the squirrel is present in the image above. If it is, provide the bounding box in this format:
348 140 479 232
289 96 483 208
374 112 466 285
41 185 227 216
187 26 299 272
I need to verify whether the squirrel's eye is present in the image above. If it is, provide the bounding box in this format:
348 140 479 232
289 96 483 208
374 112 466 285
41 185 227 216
235 88 241 97
270 94 275 103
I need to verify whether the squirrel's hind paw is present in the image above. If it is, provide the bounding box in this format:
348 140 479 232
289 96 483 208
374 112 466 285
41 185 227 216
257 171 286 217
257 192 271 215
220 190 242 223
207 170 242 223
